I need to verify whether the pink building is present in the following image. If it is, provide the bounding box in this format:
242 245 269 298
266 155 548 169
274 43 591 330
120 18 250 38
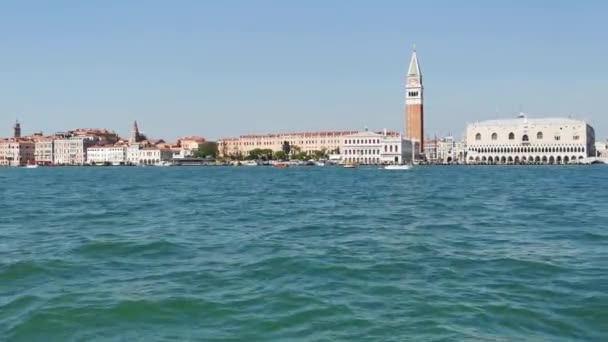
218 131 358 158
0 139 35 166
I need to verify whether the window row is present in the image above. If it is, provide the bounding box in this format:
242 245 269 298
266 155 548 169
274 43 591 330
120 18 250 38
470 146 585 154
345 139 381 145
476 131 581 141
344 149 380 155
344 145 401 154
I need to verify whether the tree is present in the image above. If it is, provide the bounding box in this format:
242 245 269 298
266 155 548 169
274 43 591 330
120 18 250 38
293 151 309 160
282 141 291 155
246 148 273 160
273 151 287 161
193 142 218 159
220 143 228 159
291 145 302 154
311 149 328 160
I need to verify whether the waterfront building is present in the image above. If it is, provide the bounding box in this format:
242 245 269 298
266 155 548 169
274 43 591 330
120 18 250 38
87 146 127 165
405 48 424 153
126 144 173 165
34 138 55 166
70 128 119 145
178 136 206 157
424 138 439 162
53 137 97 165
0 139 35 166
594 141 607 158
339 130 416 165
424 136 466 164
218 130 358 158
126 144 142 165
466 114 595 164
437 136 466 164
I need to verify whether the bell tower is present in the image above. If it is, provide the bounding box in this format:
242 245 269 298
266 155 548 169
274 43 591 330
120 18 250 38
405 46 424 153
13 120 21 138
130 120 140 144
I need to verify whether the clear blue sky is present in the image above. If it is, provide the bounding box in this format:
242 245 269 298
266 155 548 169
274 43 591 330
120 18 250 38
1 0 606 141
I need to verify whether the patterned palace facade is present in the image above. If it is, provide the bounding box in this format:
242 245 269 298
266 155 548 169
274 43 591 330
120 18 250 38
466 114 595 164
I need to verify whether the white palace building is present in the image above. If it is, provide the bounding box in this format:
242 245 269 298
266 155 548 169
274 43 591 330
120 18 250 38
466 114 596 164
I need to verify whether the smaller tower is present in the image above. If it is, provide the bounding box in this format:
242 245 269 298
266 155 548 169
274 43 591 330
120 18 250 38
13 120 21 138
130 120 140 143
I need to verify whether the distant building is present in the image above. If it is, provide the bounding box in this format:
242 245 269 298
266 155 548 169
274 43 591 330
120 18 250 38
437 136 466 164
0 139 35 166
339 130 416 165
53 137 97 165
126 144 172 165
34 138 55 166
71 128 119 145
466 114 595 164
424 138 439 162
178 136 206 157
87 146 127 165
595 141 607 158
218 131 358 158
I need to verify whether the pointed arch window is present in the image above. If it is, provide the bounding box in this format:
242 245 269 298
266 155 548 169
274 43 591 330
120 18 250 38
491 133 498 140
537 132 543 140
475 133 482 141
508 132 515 140
522 134 529 142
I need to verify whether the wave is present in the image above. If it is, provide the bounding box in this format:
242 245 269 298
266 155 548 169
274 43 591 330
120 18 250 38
72 239 182 258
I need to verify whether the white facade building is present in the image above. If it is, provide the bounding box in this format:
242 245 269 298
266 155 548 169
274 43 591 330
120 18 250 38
87 146 127 165
595 141 607 158
126 144 173 165
466 114 595 164
34 139 54 165
53 137 97 165
339 130 416 165
436 136 466 164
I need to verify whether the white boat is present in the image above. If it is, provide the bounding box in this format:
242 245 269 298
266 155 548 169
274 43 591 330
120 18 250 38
154 161 173 167
384 164 412 170
240 160 259 166
314 161 326 167
343 163 357 168
25 164 39 169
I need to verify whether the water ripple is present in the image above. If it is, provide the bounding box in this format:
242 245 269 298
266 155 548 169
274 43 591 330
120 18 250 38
0 166 607 340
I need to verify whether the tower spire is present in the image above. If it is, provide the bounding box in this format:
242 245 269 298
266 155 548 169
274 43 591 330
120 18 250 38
408 47 421 76
130 120 140 143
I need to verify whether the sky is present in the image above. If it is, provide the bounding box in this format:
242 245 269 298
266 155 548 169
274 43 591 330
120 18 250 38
1 0 607 141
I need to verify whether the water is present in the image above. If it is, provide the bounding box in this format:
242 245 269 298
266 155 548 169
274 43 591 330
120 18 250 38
1 166 607 341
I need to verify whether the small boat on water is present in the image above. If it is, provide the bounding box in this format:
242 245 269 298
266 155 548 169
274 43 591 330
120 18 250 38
343 163 357 168
25 164 39 169
274 163 289 168
384 164 412 170
154 161 173 167
314 161 326 167
240 160 259 166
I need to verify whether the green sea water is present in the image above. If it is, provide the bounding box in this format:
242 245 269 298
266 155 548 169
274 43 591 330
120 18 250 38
1 166 607 341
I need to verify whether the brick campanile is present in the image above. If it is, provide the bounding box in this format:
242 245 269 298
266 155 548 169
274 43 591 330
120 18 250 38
405 47 424 153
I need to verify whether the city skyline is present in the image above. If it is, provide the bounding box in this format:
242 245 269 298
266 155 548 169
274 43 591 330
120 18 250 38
1 1 607 141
